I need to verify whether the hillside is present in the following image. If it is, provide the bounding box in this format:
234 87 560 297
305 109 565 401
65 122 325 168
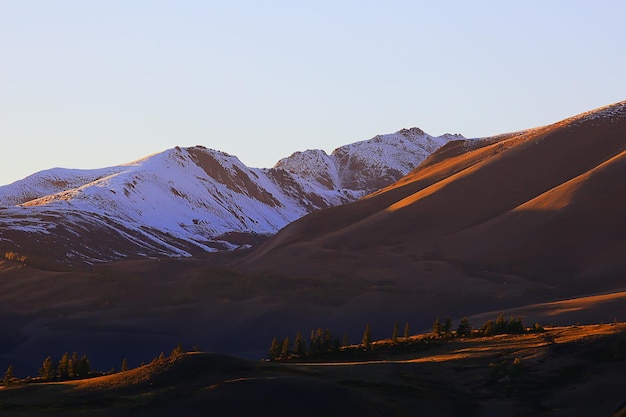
240 100 626 307
0 129 460 265
2 324 626 416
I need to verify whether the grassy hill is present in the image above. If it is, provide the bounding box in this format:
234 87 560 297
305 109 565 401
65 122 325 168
2 323 626 416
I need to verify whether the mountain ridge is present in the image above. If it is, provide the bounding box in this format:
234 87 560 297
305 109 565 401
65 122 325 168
0 128 461 264
240 100 626 292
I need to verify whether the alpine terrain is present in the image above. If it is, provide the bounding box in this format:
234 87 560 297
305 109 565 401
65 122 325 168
0 128 461 265
0 101 625 417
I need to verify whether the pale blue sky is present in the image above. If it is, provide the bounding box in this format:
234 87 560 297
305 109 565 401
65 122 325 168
1 1 624 186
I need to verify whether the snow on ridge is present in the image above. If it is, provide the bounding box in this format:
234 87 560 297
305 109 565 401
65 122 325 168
327 127 463 191
331 127 463 166
274 127 463 194
5 145 317 252
0 128 461 263
560 100 626 127
0 166 127 206
273 149 341 191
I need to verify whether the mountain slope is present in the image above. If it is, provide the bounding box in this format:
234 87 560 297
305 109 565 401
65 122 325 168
0 129 460 265
241 100 626 294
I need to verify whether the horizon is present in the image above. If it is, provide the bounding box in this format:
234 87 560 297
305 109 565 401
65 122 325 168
1 1 625 186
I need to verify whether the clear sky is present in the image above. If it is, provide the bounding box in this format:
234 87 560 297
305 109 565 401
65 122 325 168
1 1 624 186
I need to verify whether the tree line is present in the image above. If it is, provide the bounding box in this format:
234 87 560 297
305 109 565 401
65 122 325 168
2 343 190 388
268 314 545 360
431 314 541 338
39 352 91 381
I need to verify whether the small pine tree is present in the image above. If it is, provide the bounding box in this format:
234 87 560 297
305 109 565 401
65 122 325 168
280 337 290 359
494 314 507 334
69 352 79 378
456 317 472 337
362 324 372 350
3 365 15 387
170 343 184 358
433 318 442 336
309 328 333 355
480 319 495 336
508 316 525 334
121 358 129 372
294 333 306 356
309 329 319 355
39 356 56 381
76 355 90 378
404 322 410 340
443 316 452 335
269 337 281 360
58 352 70 379
392 321 399 344
323 329 332 352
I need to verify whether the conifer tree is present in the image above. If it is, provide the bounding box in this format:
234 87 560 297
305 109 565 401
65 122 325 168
170 343 184 358
323 329 333 352
457 317 472 337
76 355 90 377
58 352 70 379
432 318 442 336
310 328 331 355
309 329 319 355
269 337 281 359
443 316 453 335
280 337 290 359
3 365 14 387
404 322 410 340
121 358 129 372
294 333 306 356
494 314 507 334
362 324 372 350
69 352 79 378
508 316 525 334
392 321 399 344
481 319 495 336
40 356 56 380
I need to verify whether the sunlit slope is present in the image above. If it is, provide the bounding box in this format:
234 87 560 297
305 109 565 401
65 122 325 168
443 148 626 285
242 101 626 289
2 326 626 417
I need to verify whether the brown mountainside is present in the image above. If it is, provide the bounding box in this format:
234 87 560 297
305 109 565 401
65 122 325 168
240 101 626 298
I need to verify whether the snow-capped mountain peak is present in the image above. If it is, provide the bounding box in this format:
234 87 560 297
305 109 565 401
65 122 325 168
0 128 459 264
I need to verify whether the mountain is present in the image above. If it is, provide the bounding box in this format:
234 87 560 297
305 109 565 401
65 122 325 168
1 101 624 389
0 128 460 265
241 100 626 297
